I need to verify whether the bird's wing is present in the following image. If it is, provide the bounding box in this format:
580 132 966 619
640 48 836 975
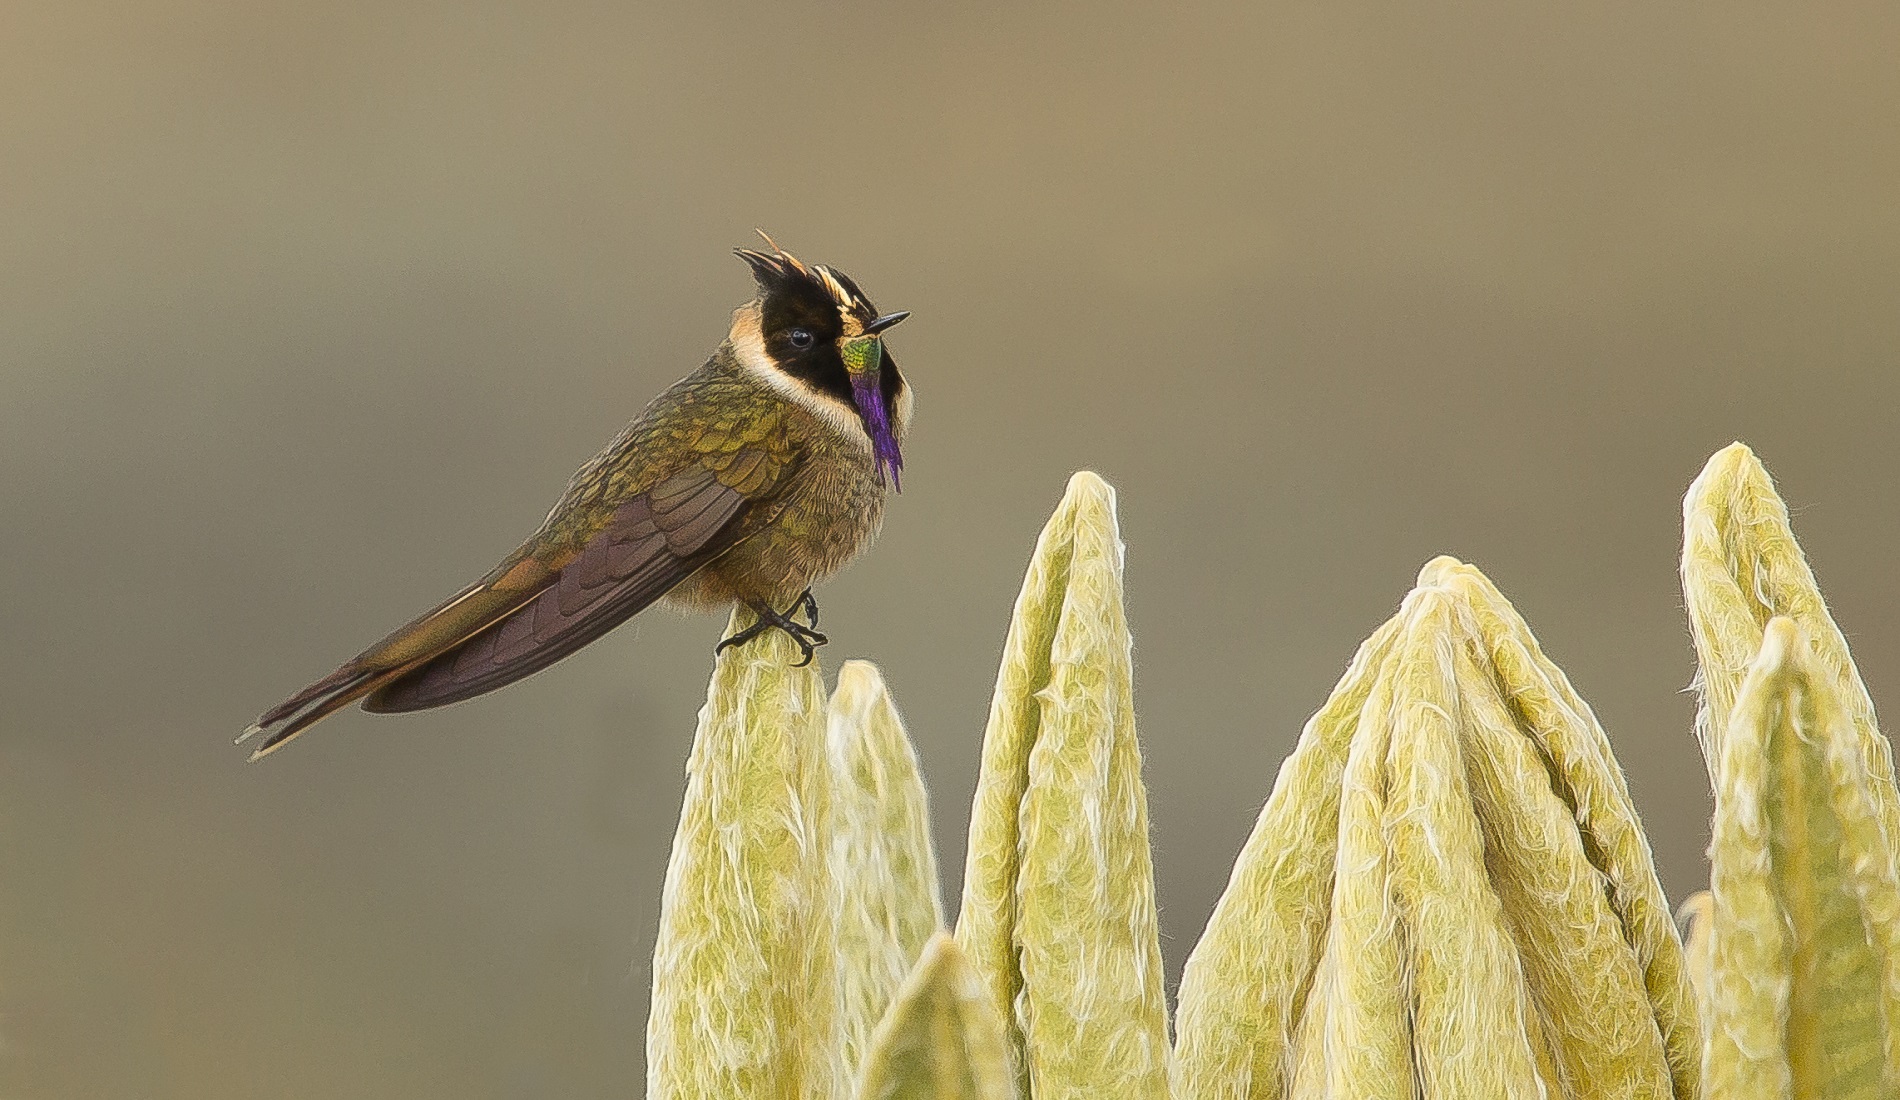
244 452 788 758
363 464 758 713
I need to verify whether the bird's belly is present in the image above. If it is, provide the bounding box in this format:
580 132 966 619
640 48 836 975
665 460 886 613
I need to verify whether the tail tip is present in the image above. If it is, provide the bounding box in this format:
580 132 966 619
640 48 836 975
245 729 292 763
235 722 265 746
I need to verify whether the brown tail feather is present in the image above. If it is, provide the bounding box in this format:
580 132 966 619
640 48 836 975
243 665 418 760
241 571 550 760
249 665 365 731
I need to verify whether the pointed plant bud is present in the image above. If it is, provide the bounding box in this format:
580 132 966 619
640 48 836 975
1681 442 1900 848
1380 591 1551 1096
1703 618 1900 1100
1424 557 1701 1096
954 471 1170 1100
1682 444 1900 1097
830 660 947 1088
855 934 1017 1100
646 611 842 1100
1176 558 1694 1099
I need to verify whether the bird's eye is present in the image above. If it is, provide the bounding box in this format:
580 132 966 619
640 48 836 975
787 328 814 350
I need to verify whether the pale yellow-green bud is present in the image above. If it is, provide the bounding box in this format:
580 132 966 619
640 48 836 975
854 934 1018 1100
954 471 1170 1100
829 659 947 1088
646 610 842 1100
1702 618 1900 1100
1380 589 1551 1097
1682 443 1900 1098
1176 557 1694 1099
1425 558 1701 1097
1681 442 1900 845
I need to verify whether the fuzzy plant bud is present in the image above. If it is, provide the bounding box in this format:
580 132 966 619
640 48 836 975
830 660 947 1088
646 610 843 1100
1701 619 1900 1099
1175 557 1696 1099
954 471 1171 1100
854 934 1017 1100
1682 444 1900 1099
1681 442 1900 843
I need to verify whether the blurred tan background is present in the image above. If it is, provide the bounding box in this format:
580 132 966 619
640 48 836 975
3 1 1898 1095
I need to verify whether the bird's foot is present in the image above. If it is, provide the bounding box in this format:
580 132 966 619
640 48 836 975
716 598 829 667
792 588 820 629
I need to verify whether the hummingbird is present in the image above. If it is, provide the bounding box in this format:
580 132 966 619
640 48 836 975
240 235 911 760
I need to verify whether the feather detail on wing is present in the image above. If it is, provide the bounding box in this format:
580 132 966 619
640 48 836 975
242 461 771 759
365 467 750 713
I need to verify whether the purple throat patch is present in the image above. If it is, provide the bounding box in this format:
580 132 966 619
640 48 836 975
850 372 903 490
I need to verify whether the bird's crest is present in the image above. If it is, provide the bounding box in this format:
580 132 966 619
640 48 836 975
736 230 878 331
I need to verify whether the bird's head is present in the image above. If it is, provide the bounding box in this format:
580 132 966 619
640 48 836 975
731 233 911 489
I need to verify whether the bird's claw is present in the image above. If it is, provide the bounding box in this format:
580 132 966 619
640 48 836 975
784 621 828 668
715 596 829 666
793 588 820 629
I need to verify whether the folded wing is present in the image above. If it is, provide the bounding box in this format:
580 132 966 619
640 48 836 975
366 467 748 712
244 461 769 758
